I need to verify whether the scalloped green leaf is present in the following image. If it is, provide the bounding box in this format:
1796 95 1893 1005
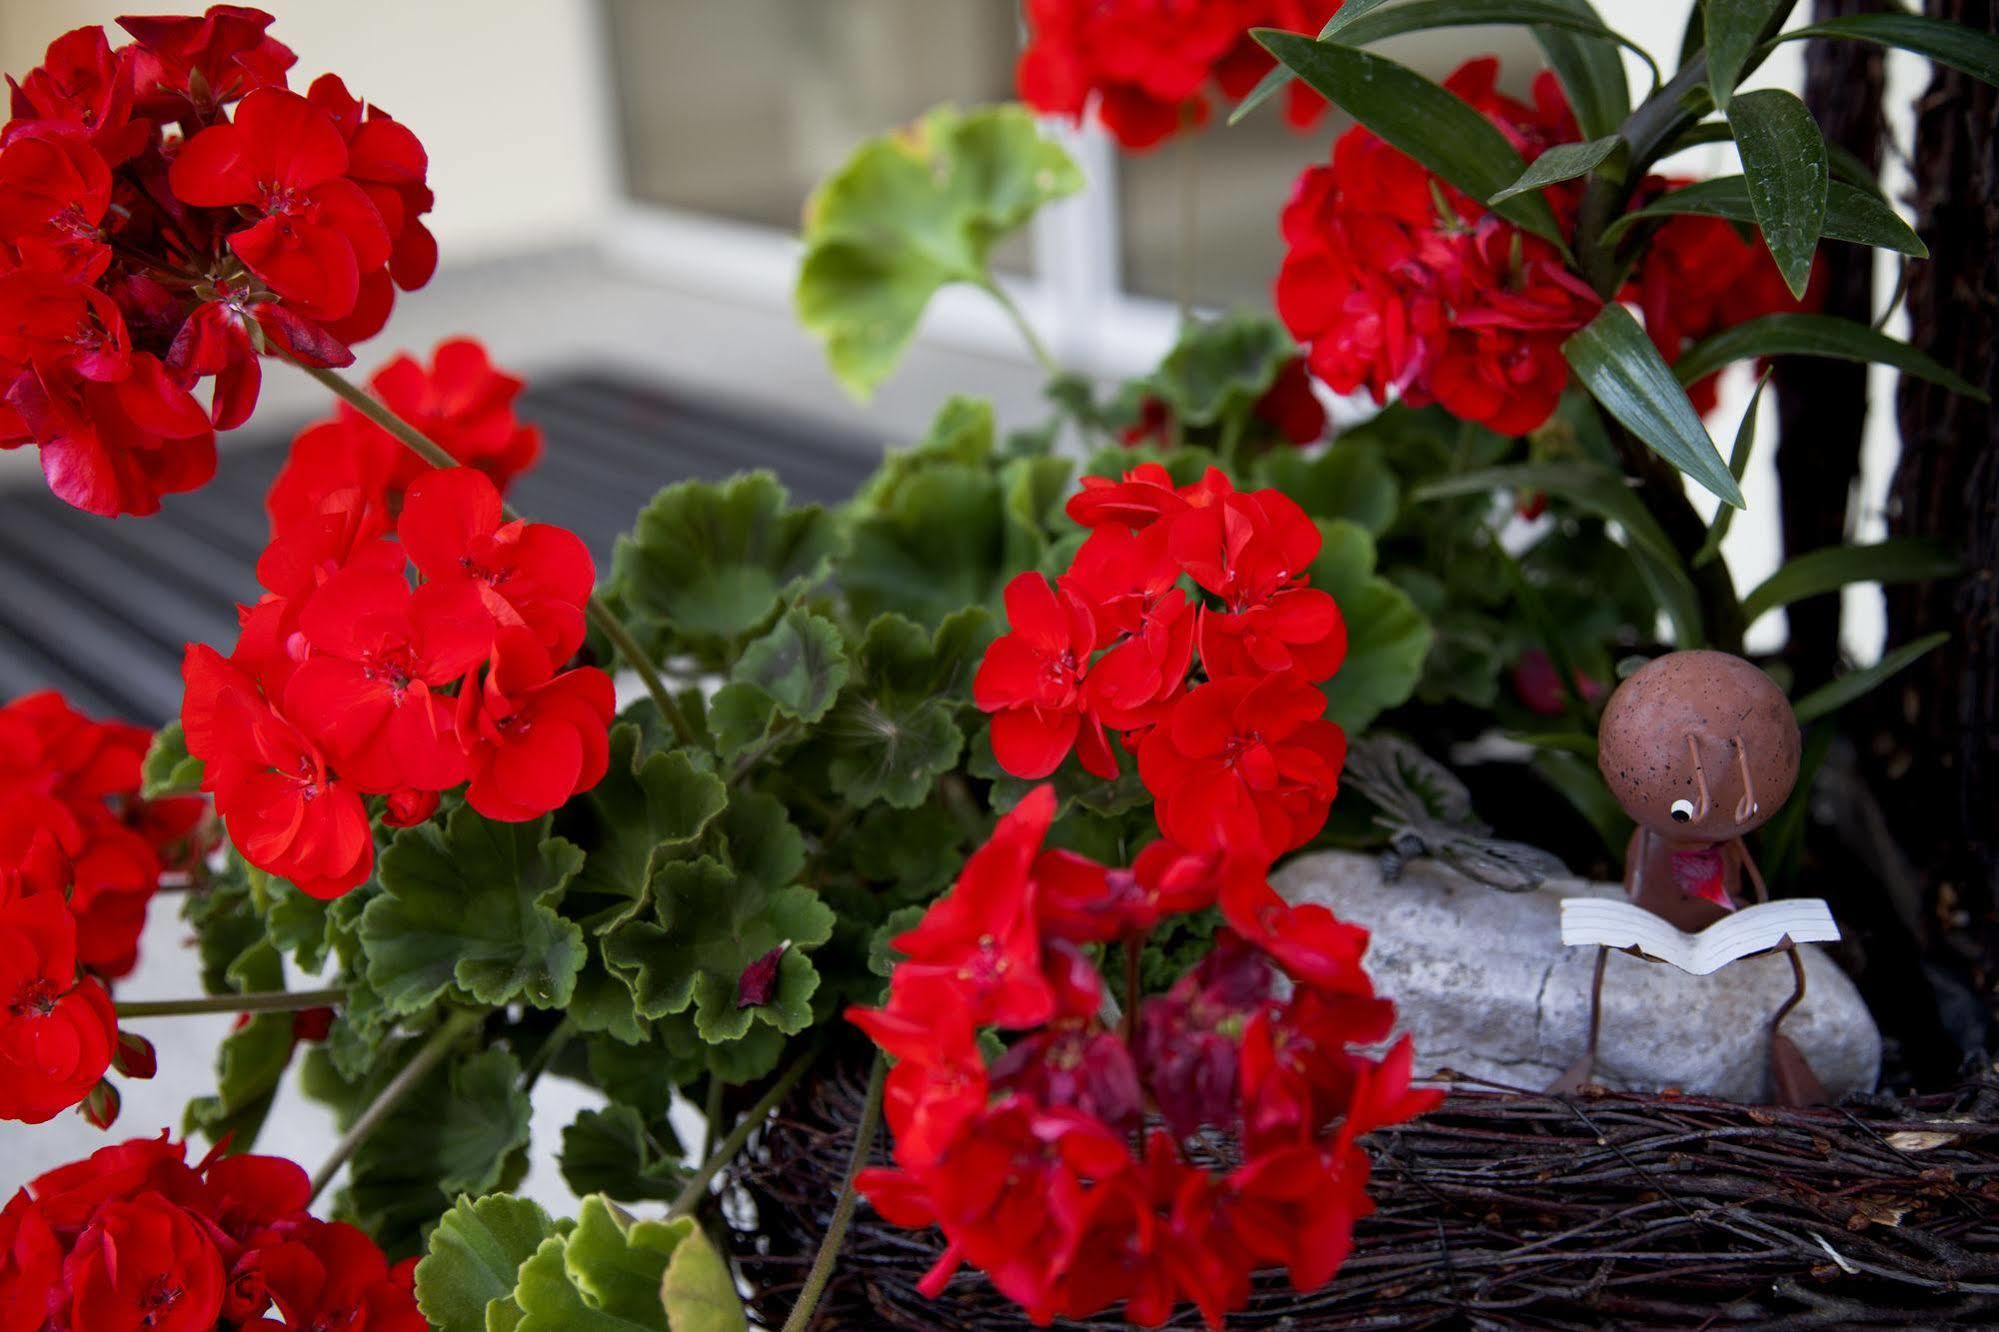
513 1198 687 1331
183 938 290 1152
416 1194 561 1332
1255 438 1399 536
140 719 203 797
660 1226 746 1332
731 607 849 725
363 806 586 1016
1307 521 1434 731
842 464 1008 627
559 1105 687 1204
614 471 841 643
1148 314 1299 427
796 103 1082 398
568 726 730 917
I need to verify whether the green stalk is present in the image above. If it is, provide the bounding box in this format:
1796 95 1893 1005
308 1008 482 1204
115 987 345 1019
294 361 696 748
976 279 1060 378
666 1046 817 1220
780 1054 886 1332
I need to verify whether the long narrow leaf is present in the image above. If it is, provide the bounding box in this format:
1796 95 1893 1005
1564 304 1744 509
1727 89 1828 299
1320 1 1660 91
1707 0 1789 109
1253 32 1568 249
1783 13 1999 88
1228 0 1399 124
1604 176 1926 257
1740 539 1958 624
1674 313 1987 400
1792 632 1949 725
1532 0 1636 139
1694 371 1771 569
1490 135 1624 205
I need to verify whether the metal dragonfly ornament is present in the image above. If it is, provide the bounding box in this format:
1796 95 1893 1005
1344 735 1569 893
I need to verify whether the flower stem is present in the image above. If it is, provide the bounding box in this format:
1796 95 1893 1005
115 987 345 1019
666 1045 817 1221
308 1008 482 1205
780 1053 885 1332
977 279 1060 379
292 360 696 748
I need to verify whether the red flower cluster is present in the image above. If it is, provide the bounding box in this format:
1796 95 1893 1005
0 8 435 515
1277 59 1602 437
977 463 1347 862
850 787 1441 1328
181 461 610 899
1 1133 424 1331
1018 0 1346 150
0 692 208 1126
267 337 543 537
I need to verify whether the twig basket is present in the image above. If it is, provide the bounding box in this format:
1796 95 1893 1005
725 1064 1999 1330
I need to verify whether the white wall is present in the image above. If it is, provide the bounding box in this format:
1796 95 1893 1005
0 0 620 260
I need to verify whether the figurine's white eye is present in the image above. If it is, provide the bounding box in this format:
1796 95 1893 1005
1670 798 1695 823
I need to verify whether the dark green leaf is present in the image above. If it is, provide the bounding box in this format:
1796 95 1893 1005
1606 175 1925 257
415 1193 561 1332
1148 314 1298 426
1783 13 1999 88
614 472 841 643
1563 303 1742 509
1255 438 1399 536
796 104 1083 398
183 940 290 1151
1531 749 1632 856
1489 135 1624 206
559 1105 687 1203
1793 632 1949 725
1695 370 1771 568
1531 0 1635 139
1252 32 1568 250
1673 313 1986 400
1229 0 1398 123
1307 521 1434 730
730 607 850 724
363 806 586 1015
1707 0 1788 109
1740 539 1957 624
140 720 202 797
1726 88 1828 299
567 726 729 916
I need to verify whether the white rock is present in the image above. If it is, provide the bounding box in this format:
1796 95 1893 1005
1273 851 1881 1102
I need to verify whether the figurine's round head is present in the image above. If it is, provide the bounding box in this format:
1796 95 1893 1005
1596 650 1800 843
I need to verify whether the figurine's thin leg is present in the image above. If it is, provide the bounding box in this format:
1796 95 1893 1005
1767 941 1828 1107
1550 946 1608 1094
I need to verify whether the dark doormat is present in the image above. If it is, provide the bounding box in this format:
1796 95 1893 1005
0 372 880 725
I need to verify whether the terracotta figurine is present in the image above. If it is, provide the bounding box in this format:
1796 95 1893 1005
1554 649 1834 1106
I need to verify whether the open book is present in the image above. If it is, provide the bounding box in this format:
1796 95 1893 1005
1559 898 1841 976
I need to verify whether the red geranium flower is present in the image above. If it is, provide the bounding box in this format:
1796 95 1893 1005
455 628 614 822
974 572 1118 780
0 892 119 1125
119 4 295 120
0 126 114 282
61 1194 225 1332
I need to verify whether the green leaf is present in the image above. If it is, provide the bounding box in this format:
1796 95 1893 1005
1694 371 1771 568
1531 748 1632 857
1148 314 1299 427
513 1197 691 1331
614 472 841 643
1307 521 1434 731
1415 460 1704 647
1783 13 1999 89
812 610 989 809
1793 632 1949 725
567 726 730 917
1251 32 1568 250
1706 0 1788 110
559 1105 687 1204
341 1047 533 1258
1530 0 1636 140
1673 313 1986 400
601 793 833 1042
842 464 1006 626
1230 0 1397 123
1255 438 1399 536
1563 303 1742 509
140 719 203 797
1726 88 1828 299
1489 135 1624 206
660 1226 747 1332
416 1194 561 1332
363 806 586 1015
183 939 290 1151
1606 176 1925 258
796 103 1083 398
1740 539 1958 625
730 607 849 725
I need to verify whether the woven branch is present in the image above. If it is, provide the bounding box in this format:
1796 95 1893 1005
724 1064 1999 1330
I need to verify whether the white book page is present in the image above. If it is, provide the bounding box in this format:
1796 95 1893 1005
1559 898 1841 976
